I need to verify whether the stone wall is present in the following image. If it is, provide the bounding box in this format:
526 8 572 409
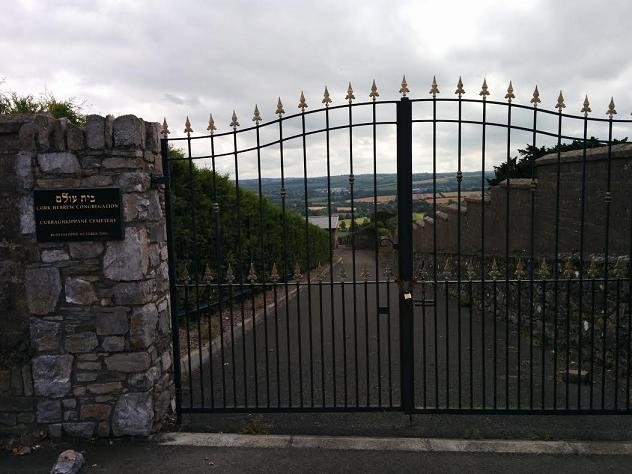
414 144 632 261
0 113 174 438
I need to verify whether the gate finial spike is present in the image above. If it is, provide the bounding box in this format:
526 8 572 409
298 91 308 111
322 86 332 106
399 75 410 97
488 258 501 280
581 94 592 116
429 76 439 97
230 110 240 129
479 78 490 98
369 79 379 100
530 85 541 106
184 116 193 134
270 262 280 283
555 91 566 112
614 256 627 278
207 113 217 133
562 256 575 279
514 257 526 280
276 97 285 116
293 262 303 281
536 258 551 279
455 76 465 97
505 81 515 103
360 264 370 282
587 255 600 278
345 82 355 103
252 105 262 125
247 262 258 283
607 97 617 118
465 259 476 280
225 264 235 283
203 263 215 284
161 117 170 136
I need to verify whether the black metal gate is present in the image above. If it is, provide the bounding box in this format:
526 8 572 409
161 77 632 416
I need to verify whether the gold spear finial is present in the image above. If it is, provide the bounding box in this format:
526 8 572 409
252 105 262 125
298 91 308 111
225 264 235 283
207 113 217 133
536 258 551 279
230 110 239 129
587 255 600 278
161 117 170 136
203 263 215 284
247 262 258 283
293 262 303 281
607 97 617 118
276 97 285 115
369 79 379 100
562 256 575 279
429 76 439 97
270 262 280 283
514 257 526 280
322 86 332 106
360 264 370 282
184 116 193 134
399 75 410 97
480 78 490 99
581 94 591 116
455 76 465 98
489 258 501 280
555 91 566 112
345 82 355 103
530 85 541 107
505 81 515 103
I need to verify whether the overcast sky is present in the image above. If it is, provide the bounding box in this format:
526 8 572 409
3 0 631 178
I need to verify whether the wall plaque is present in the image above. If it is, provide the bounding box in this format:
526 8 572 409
33 188 123 242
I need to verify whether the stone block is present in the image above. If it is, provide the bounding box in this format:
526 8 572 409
112 279 156 305
65 277 98 305
62 398 77 409
0 396 33 412
41 249 69 263
32 354 73 397
37 399 62 423
76 361 101 371
15 151 33 189
161 351 172 372
104 114 114 148
128 366 160 391
95 310 128 335
118 172 150 193
145 122 161 152
0 370 10 392
10 367 22 395
105 352 151 373
21 365 33 396
101 336 125 352
30 318 61 352
65 332 98 353
49 423 62 438
80 403 112 421
123 193 149 222
113 115 144 148
25 267 61 314
68 242 104 259
86 382 122 395
85 115 105 149
66 121 85 151
130 303 158 349
76 372 98 382
112 391 153 436
20 194 35 234
63 422 96 438
17 413 35 424
103 227 149 281
37 152 80 174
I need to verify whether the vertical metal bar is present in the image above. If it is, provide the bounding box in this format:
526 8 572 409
517 278 522 409
250 280 259 408
205 283 214 410
341 279 348 407
397 96 414 413
505 101 512 410
183 283 193 407
578 112 589 410
480 96 487 409
445 278 450 408
273 281 281 407
364 278 370 406
228 282 237 406
614 278 621 408
372 98 382 408
209 133 222 409
469 279 473 408
161 137 182 422
456 93 463 409
300 110 314 407
529 102 538 411
590 278 596 409
296 277 304 408
493 278 498 409
553 109 563 410
565 278 571 410
325 104 337 407
541 279 547 409
255 119 270 408
348 101 359 407
421 279 427 408
602 116 614 409
387 275 393 407
319 279 325 406
432 95 439 409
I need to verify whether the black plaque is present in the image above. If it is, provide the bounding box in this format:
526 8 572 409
33 188 123 242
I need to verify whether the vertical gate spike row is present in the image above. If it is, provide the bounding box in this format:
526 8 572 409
429 76 439 97
555 91 566 112
479 78 490 99
298 91 308 111
369 79 379 100
455 76 465 97
161 117 170 136
252 105 262 125
276 97 285 116
225 263 235 283
230 110 240 129
322 86 332 106
536 258 551 279
581 94 592 116
247 262 258 283
488 258 501 280
399 75 409 97
562 256 575 279
270 262 280 283
530 85 541 106
184 116 193 135
505 80 515 103
345 82 355 103
587 255 600 278
514 257 526 280
207 113 217 133
293 262 303 281
607 97 617 118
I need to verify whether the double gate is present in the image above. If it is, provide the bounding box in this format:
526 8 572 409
161 77 632 416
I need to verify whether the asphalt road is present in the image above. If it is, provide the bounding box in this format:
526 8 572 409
179 247 629 413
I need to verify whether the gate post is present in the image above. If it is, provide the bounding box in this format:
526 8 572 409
396 97 414 413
